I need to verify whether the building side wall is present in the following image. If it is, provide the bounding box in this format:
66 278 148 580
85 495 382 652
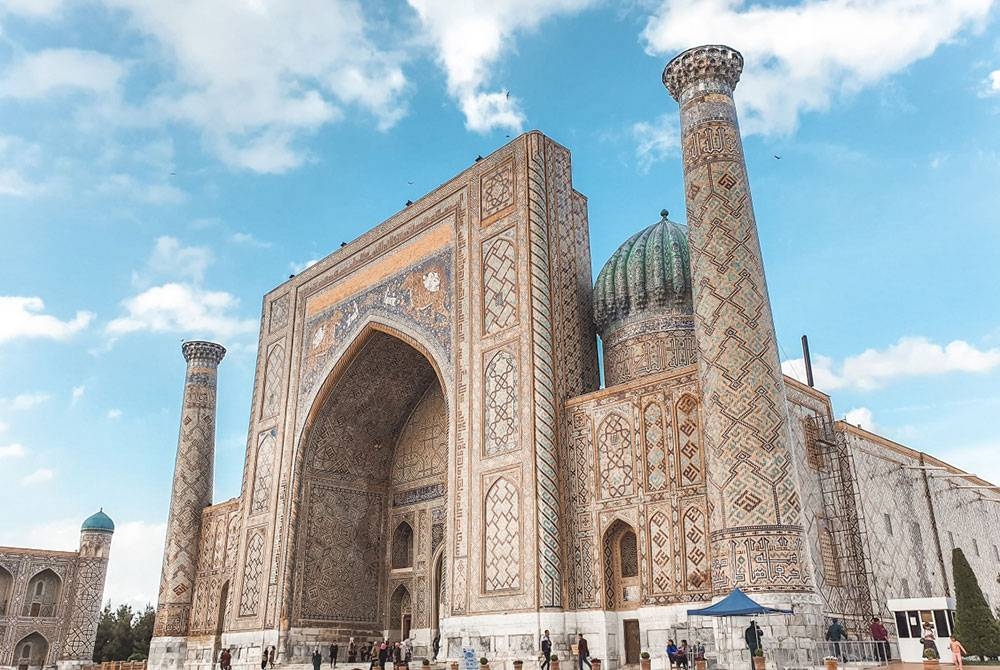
0 548 79 668
841 425 1000 613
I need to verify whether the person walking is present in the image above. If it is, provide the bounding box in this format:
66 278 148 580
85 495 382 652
312 650 323 670
260 649 268 670
432 633 440 661
870 617 890 663
269 646 276 670
540 630 552 670
826 618 848 661
331 643 339 668
949 637 967 670
219 648 232 670
378 641 388 670
577 634 591 670
348 639 357 664
744 621 764 670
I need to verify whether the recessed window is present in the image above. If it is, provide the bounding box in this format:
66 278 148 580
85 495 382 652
884 513 893 536
947 531 955 550
973 539 980 557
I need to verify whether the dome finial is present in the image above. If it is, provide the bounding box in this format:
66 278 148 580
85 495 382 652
660 208 669 219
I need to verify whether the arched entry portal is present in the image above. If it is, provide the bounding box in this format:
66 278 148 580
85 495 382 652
294 328 448 649
14 632 49 670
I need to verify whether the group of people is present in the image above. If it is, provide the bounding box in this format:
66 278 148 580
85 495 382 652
539 631 592 670
665 639 694 668
310 638 417 670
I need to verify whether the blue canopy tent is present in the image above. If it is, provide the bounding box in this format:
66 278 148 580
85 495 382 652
687 589 794 670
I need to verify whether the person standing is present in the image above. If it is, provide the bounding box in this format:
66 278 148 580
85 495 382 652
349 639 357 664
744 621 764 670
577 634 591 670
219 648 232 670
432 633 441 661
540 630 552 670
269 646 276 670
331 642 339 668
312 650 323 670
826 618 848 661
260 649 268 670
949 637 967 670
378 641 388 670
870 617 890 663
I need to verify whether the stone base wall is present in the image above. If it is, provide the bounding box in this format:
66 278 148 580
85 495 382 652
148 637 188 670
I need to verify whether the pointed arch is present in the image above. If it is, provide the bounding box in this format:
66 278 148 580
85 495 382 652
0 564 12 616
23 568 61 617
391 521 414 569
602 519 640 611
14 631 49 669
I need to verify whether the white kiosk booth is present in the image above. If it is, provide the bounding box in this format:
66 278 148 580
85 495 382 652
888 597 956 663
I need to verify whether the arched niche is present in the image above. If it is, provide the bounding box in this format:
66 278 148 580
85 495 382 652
14 632 49 670
23 569 61 617
603 520 640 611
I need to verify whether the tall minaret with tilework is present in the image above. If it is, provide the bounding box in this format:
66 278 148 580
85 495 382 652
152 341 225 644
662 45 813 594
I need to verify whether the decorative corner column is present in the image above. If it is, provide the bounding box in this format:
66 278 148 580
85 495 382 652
663 46 812 594
58 517 114 670
153 341 226 639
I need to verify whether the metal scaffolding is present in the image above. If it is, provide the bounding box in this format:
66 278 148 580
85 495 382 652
806 415 880 634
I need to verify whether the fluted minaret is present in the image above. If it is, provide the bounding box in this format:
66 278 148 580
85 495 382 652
153 341 225 637
663 46 812 594
60 511 114 667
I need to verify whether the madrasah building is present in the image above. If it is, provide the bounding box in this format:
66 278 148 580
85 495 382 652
147 45 1000 670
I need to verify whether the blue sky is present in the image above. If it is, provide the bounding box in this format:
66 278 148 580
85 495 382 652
1 0 999 608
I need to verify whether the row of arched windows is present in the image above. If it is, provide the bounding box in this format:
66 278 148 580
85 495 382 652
0 567 62 618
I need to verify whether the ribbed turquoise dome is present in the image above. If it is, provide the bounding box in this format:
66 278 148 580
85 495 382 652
81 509 115 533
593 210 693 333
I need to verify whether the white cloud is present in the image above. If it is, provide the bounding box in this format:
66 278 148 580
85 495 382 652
146 236 213 283
0 48 124 99
71 385 85 406
290 258 320 274
0 443 26 459
983 69 1000 97
0 296 94 344
0 516 166 607
632 114 680 172
407 0 595 133
97 173 186 206
106 283 257 340
0 420 8 433
642 0 994 135
844 407 878 432
0 0 66 18
107 408 123 420
0 134 46 198
0 393 52 411
782 336 1000 391
231 232 272 249
21 468 54 486
103 0 408 172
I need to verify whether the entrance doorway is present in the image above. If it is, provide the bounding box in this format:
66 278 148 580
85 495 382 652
623 620 640 665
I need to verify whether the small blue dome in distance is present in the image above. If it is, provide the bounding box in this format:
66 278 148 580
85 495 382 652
81 509 115 533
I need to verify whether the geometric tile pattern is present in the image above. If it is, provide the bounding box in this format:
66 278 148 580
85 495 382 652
238 529 264 617
482 234 518 334
60 552 108 659
391 384 448 487
643 402 668 491
682 505 709 591
269 294 290 333
648 508 673 594
526 132 563 607
674 394 704 488
480 160 515 222
483 477 520 592
153 341 224 637
483 349 518 457
250 429 275 515
597 413 635 500
664 45 809 593
261 343 285 420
